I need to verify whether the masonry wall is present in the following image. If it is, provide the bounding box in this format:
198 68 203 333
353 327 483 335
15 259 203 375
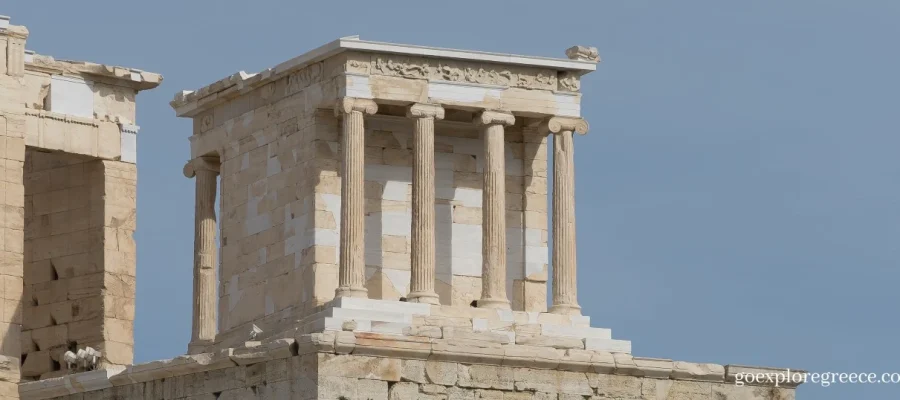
0 22 30 400
19 52 139 162
21 351 799 400
22 151 98 380
20 151 136 380
0 17 156 399
89 160 139 369
204 60 345 339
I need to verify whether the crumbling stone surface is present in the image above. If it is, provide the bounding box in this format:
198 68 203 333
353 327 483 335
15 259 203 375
17 335 799 400
2 16 159 391
20 152 138 380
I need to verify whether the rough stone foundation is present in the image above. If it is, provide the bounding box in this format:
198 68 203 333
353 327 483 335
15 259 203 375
19 330 798 400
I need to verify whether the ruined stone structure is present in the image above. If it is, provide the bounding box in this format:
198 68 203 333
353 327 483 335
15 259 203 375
4 17 801 400
0 15 162 399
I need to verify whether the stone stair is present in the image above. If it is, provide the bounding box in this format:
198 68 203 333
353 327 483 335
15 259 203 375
539 323 612 339
300 297 632 353
309 297 431 335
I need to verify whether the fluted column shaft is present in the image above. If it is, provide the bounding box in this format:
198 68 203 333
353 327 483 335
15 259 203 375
551 129 579 314
476 111 516 309
183 156 220 346
407 104 444 304
545 117 589 315
335 97 378 299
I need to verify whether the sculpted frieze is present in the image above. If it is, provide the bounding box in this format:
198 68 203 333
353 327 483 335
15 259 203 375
558 71 581 92
286 62 324 95
346 54 561 91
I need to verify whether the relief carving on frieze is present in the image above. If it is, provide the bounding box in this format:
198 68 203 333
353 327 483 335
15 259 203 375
558 71 581 92
374 57 429 78
348 54 561 91
347 60 370 74
286 62 324 95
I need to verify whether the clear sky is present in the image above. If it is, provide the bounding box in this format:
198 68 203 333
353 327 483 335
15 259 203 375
6 1 899 398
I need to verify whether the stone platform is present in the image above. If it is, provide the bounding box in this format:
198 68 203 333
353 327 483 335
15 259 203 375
19 329 799 400
307 298 632 354
19 299 801 399
207 298 632 356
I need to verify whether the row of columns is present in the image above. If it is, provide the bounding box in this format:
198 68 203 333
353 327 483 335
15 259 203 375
182 97 589 347
332 97 588 315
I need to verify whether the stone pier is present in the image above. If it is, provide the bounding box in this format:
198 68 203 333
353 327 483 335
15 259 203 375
1 15 161 396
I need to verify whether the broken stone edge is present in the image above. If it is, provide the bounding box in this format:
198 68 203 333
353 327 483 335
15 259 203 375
2 17 162 89
26 54 163 90
19 332 804 399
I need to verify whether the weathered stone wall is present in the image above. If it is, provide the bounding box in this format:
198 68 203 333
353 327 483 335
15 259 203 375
319 354 798 400
91 82 136 124
22 151 98 380
0 21 31 400
0 16 156 399
18 52 139 162
19 335 798 400
21 151 137 380
205 60 345 337
88 160 140 370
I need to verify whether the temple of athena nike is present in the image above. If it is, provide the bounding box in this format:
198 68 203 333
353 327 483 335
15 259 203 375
2 15 801 400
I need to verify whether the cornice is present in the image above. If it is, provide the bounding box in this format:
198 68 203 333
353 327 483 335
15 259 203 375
171 36 598 118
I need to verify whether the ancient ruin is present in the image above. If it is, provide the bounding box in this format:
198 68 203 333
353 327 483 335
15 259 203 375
0 14 160 399
1 15 801 400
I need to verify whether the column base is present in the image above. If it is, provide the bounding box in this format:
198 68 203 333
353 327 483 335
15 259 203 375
187 339 214 355
406 291 440 305
335 286 368 299
549 303 582 316
477 298 511 309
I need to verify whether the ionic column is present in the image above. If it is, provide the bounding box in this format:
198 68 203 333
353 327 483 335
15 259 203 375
335 97 378 299
183 156 221 350
475 110 516 309
544 117 589 315
407 104 444 304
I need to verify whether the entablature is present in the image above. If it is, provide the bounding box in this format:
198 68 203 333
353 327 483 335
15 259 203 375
171 36 599 119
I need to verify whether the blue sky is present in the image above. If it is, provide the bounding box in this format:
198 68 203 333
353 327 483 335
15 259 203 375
6 1 899 397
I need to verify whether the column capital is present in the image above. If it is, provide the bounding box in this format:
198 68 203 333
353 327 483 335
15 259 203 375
474 110 515 127
407 103 445 120
542 116 589 135
335 97 378 116
183 156 221 178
